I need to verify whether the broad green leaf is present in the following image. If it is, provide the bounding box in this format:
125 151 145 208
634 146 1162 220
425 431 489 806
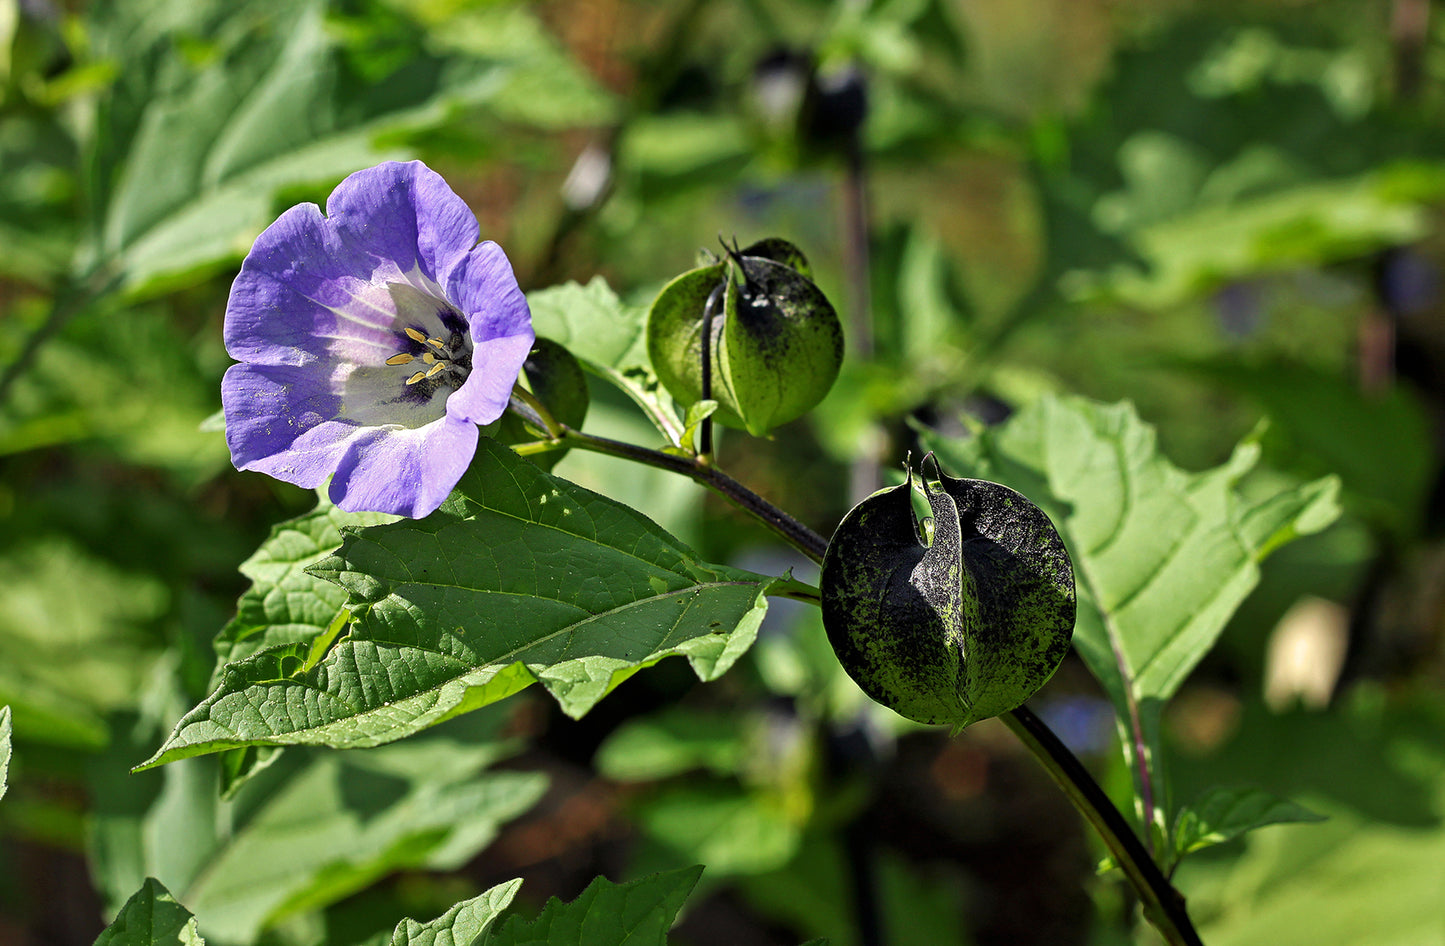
1084 160 1442 309
94 879 203 946
1173 786 1325 859
1176 690 1445 946
213 499 397 679
921 395 1339 711
486 867 702 946
527 278 650 370
209 499 395 795
389 879 521 946
80 0 507 296
0 298 231 481
141 439 777 767
920 395 1339 834
0 112 79 282
0 705 11 801
526 278 680 444
392 2 618 130
1184 359 1432 539
93 703 543 944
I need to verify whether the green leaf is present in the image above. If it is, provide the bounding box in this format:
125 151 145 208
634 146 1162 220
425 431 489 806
920 395 1339 830
0 705 11 802
1173 786 1325 858
81 0 507 296
1175 690 1445 946
213 499 397 679
141 439 777 767
1085 163 1438 309
389 880 522 946
667 400 718 457
397 2 618 130
93 704 544 944
94 879 204 946
1184 359 1432 539
526 278 680 444
486 867 702 946
922 395 1339 711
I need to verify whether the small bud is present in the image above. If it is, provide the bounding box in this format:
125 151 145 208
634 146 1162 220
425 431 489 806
820 455 1075 728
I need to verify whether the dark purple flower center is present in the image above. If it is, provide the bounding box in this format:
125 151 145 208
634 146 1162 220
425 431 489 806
384 308 474 403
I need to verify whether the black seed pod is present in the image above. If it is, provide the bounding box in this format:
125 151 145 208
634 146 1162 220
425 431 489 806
820 454 1076 728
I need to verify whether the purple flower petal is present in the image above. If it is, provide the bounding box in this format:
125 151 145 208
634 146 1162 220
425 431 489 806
329 416 479 519
221 160 534 517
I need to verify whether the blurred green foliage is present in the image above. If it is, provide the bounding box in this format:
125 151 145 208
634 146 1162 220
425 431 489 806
2 0 1444 944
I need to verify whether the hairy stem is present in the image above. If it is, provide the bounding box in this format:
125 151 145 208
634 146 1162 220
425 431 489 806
558 427 1204 945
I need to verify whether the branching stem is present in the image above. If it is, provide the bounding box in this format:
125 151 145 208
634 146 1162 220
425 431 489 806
555 423 1205 946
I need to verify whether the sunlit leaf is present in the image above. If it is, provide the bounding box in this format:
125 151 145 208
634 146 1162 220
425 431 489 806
141 440 777 767
80 0 507 296
527 278 680 443
388 879 521 946
486 867 702 946
0 540 168 748
594 707 745 782
1177 690 1445 946
92 706 542 944
94 879 203 946
1173 785 1325 858
213 499 397 678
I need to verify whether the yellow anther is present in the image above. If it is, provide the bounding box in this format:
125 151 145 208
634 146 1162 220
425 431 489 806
427 337 447 350
424 362 446 379
405 370 428 385
385 353 414 366
421 352 437 364
404 327 428 343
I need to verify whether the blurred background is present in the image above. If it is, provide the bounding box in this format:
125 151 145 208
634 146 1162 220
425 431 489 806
1 0 1443 944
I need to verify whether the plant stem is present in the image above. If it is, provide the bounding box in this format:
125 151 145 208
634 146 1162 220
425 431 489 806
558 425 829 559
558 425 1205 945
1001 708 1203 946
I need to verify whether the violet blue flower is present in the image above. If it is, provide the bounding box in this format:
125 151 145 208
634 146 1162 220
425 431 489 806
222 161 534 518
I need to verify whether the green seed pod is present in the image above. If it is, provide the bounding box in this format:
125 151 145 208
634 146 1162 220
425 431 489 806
496 337 589 471
647 239 842 437
820 454 1075 728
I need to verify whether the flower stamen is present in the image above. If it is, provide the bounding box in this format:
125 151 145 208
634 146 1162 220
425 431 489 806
405 370 428 385
385 353 415 366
